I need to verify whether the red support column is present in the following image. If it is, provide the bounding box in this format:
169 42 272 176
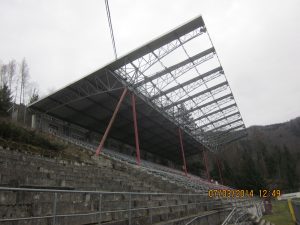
178 128 188 176
203 150 210 181
95 88 128 156
131 93 141 166
217 158 223 185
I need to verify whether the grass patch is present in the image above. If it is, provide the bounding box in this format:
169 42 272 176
263 200 294 225
0 120 94 163
0 121 62 150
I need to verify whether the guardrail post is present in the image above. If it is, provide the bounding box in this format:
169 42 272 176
52 192 58 225
290 199 299 224
255 202 259 217
187 195 189 215
98 194 102 224
128 193 132 225
166 194 169 220
149 194 152 224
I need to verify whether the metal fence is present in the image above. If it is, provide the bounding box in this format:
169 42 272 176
52 132 229 192
0 187 234 225
292 199 300 225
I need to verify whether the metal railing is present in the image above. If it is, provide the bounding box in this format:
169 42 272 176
221 207 237 225
292 199 300 225
219 200 265 225
184 209 230 225
0 187 230 225
52 133 229 192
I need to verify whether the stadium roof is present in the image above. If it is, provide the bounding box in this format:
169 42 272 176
29 15 247 162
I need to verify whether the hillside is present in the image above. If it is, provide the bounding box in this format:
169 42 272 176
213 117 300 192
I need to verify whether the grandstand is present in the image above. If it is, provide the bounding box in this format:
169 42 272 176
0 141 264 224
0 15 273 224
29 15 247 169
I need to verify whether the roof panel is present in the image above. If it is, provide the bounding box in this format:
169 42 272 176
29 15 246 159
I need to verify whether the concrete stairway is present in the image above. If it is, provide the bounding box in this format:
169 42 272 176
0 146 229 225
249 215 275 225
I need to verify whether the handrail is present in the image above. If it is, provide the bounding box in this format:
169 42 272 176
0 186 205 195
0 187 260 224
0 187 218 224
184 209 227 225
221 207 236 225
51 133 229 191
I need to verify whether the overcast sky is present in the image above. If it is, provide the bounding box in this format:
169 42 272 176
0 0 299 127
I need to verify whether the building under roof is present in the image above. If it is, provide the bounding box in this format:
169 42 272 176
29 15 247 163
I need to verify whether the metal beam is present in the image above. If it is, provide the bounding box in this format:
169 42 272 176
208 130 247 147
176 93 233 117
218 132 248 146
203 150 210 181
164 81 228 110
206 118 243 133
95 88 128 156
178 128 188 176
150 66 223 100
205 124 245 141
211 128 247 144
30 15 247 153
134 47 215 87
190 103 237 123
197 111 240 130
216 158 223 184
111 16 206 71
131 94 141 166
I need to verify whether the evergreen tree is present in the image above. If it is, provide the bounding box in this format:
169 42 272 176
265 152 277 178
222 160 236 186
0 85 12 116
235 156 266 194
29 90 39 104
283 146 298 190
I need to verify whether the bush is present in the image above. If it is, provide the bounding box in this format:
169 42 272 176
0 85 12 116
0 121 63 150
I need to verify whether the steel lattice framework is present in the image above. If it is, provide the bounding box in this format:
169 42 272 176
30 16 246 155
108 16 247 151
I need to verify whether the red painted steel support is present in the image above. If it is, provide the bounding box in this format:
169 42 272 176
95 88 128 156
131 93 141 166
178 128 188 176
217 158 223 185
203 150 210 181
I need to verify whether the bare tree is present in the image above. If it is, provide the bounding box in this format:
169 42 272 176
0 60 3 86
7 60 17 92
27 82 39 104
19 58 29 105
29 88 39 104
0 63 8 88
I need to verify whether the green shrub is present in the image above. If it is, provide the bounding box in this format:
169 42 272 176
0 121 63 150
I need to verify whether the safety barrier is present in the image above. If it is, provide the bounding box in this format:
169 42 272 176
291 199 300 225
53 133 229 192
0 187 263 225
1 187 230 225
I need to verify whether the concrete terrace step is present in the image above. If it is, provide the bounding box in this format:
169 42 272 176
152 210 222 225
0 146 233 225
1 151 190 194
250 216 275 225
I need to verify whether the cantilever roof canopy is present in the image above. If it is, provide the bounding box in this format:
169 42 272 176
29 15 247 162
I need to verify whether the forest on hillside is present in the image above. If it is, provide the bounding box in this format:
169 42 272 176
207 117 300 193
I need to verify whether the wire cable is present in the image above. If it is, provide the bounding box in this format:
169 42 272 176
104 0 118 59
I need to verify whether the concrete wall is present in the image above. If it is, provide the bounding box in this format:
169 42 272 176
0 147 225 225
33 113 178 169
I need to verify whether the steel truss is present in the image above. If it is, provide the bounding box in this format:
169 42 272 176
30 16 246 154
109 16 246 152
